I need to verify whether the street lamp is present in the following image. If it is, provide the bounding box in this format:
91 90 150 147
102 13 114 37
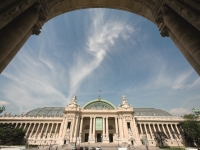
171 131 181 150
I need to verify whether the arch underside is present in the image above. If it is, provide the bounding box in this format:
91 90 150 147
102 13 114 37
45 0 157 24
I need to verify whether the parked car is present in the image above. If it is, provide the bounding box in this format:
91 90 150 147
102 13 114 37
90 147 95 150
72 147 78 150
77 147 83 150
95 147 102 150
83 147 88 150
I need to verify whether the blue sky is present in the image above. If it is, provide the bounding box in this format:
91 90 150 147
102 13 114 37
0 9 200 116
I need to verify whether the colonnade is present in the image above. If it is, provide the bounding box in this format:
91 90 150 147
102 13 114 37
1 122 61 140
137 123 181 140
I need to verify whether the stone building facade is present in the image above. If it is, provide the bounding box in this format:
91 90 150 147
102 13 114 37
0 96 184 147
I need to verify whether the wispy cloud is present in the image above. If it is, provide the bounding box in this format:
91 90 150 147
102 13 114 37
0 100 9 105
67 9 134 99
169 108 191 116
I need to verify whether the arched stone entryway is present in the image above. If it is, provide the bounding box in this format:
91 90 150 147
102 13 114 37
0 0 200 75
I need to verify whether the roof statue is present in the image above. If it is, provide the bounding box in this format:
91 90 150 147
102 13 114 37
65 95 80 110
118 95 133 110
72 95 77 103
122 95 127 105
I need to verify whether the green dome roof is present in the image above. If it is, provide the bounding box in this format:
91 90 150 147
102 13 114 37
82 99 116 110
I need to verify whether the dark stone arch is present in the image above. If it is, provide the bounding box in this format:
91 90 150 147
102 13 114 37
0 0 200 75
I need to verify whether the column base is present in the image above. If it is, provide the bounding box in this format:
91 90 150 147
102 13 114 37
102 137 109 143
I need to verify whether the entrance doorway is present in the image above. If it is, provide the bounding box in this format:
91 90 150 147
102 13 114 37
97 133 102 142
109 134 113 142
64 140 66 144
84 133 89 142
131 140 134 145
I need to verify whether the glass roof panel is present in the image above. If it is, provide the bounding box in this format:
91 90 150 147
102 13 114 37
133 108 172 116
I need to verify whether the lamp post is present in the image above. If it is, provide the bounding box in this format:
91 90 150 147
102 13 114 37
171 132 181 150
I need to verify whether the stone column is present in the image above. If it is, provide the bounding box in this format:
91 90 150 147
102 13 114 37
162 7 200 66
54 123 58 139
30 123 36 138
58 117 65 138
175 124 180 134
115 117 118 134
120 117 124 138
23 123 27 131
19 123 22 128
106 117 109 138
132 117 139 138
139 124 143 135
89 117 92 140
35 123 41 138
93 117 96 139
168 30 200 75
102 117 105 138
44 123 50 139
162 124 168 138
79 117 83 134
49 123 54 138
148 124 153 139
123 117 128 138
0 6 39 64
153 124 156 133
15 123 18 128
60 117 67 138
26 123 32 136
0 29 33 73
157 124 161 132
74 116 79 139
40 123 45 138
144 124 148 138
170 124 177 138
166 124 173 139
79 117 83 142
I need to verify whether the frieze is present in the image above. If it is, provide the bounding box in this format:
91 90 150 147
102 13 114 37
166 0 200 31
153 0 166 19
125 116 131 121
32 2 48 35
134 0 154 11
0 0 36 30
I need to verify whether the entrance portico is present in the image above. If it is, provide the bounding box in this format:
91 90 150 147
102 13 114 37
61 95 139 145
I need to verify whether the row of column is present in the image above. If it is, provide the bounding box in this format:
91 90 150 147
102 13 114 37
158 2 200 75
0 1 41 73
7 122 61 139
137 123 181 140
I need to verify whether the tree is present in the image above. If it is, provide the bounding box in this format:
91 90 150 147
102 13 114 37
181 111 200 150
154 131 168 147
0 124 26 145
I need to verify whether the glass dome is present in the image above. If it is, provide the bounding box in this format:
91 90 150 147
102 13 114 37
133 108 172 116
26 107 65 117
82 99 116 110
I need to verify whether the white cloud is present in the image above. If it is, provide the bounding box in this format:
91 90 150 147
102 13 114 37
172 84 190 90
0 100 9 105
67 9 135 99
169 108 191 116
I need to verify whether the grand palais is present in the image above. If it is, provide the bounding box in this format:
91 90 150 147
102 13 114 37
0 96 184 147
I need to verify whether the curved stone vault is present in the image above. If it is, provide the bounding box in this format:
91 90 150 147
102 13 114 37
0 0 200 75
